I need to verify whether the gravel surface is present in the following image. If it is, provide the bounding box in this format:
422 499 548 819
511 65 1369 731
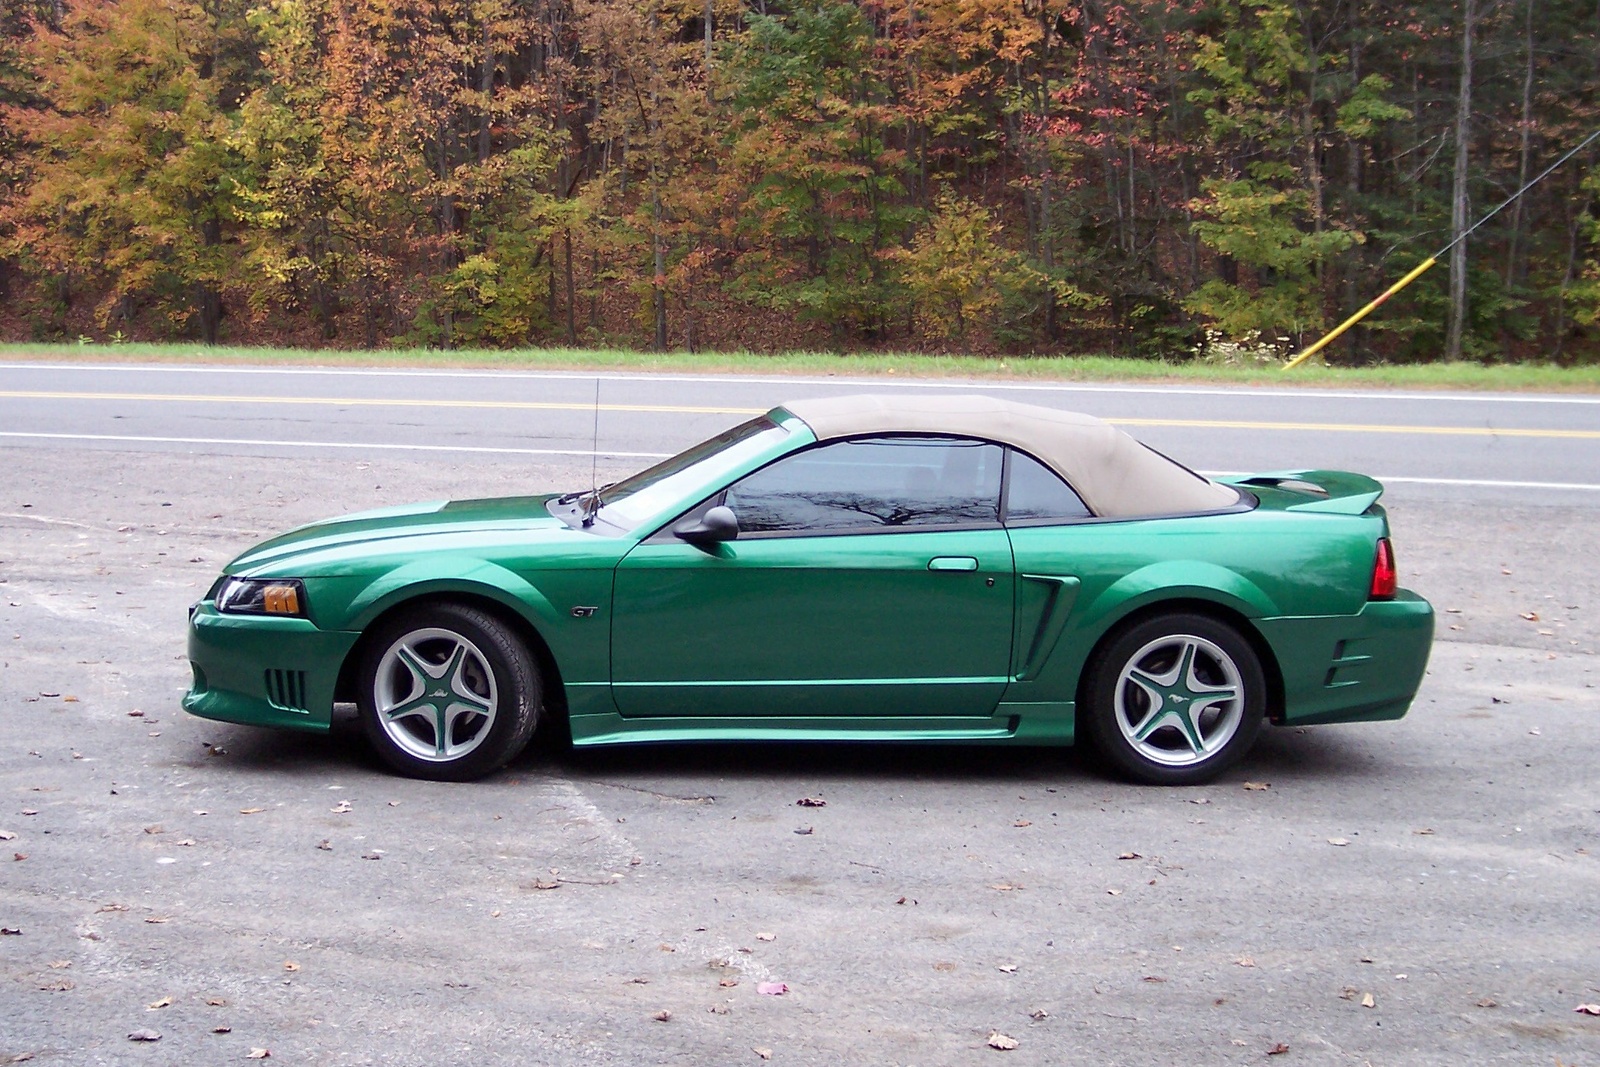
2 447 1597 1066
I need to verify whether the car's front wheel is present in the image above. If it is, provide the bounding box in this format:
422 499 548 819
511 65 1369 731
357 603 541 781
1082 613 1265 786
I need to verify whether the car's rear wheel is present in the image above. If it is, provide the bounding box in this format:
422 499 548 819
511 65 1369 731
1082 613 1265 786
357 603 540 781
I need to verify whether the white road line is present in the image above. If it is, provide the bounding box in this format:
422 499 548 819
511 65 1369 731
4 362 1599 405
0 431 671 460
4 430 1597 491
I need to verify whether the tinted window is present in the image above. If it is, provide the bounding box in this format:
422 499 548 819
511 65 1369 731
725 437 1003 533
1004 450 1091 521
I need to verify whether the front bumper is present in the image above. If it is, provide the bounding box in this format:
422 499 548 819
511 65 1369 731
1256 590 1435 726
183 602 360 732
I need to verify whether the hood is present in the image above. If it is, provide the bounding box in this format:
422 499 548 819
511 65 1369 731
226 495 577 576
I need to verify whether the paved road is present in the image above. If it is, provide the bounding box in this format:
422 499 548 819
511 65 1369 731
1 362 1597 1065
2 362 1598 496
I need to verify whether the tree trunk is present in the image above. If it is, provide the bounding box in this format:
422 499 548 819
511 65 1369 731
1445 0 1475 362
1506 0 1535 287
564 228 577 343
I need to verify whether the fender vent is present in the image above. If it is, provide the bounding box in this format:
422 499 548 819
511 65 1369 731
264 669 309 713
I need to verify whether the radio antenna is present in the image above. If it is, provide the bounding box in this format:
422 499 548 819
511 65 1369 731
582 377 601 527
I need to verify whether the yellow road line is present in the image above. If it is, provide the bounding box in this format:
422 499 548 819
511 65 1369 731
0 390 764 417
1107 416 1600 440
1 389 1597 439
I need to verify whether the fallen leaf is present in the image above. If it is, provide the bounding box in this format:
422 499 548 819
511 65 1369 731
1475 997 1497 1008
205 997 227 1006
1339 987 1359 1000
127 709 144 717
1117 852 1141 860
317 840 332 851
13 853 25 861
1575 1003 1600 1016
989 883 1021 892
1520 612 1539 622
1029 1009 1049 1021
144 917 168 925
1529 727 1542 736
0 831 14 841
1267 1043 1290 1055
283 961 300 972
238 808 265 815
361 851 382 860
175 839 195 847
796 797 826 807
1189 797 1211 805
331 801 352 814
793 826 813 835
1361 993 1376 1008
651 1010 672 1022
1013 820 1032 828
998 964 1018 974
97 903 128 913
143 825 164 835
38 693 59 698
48 960 69 969
1106 889 1122 896
627 977 650 985
1 927 22 935
1142 975 1167 983
213 1026 232 1034
708 1004 730 1014
127 1030 161 1042
146 996 173 1010
38 978 73 991
246 1049 271 1059
933 962 957 973
986 1031 1019 1051
20 810 38 816
1413 828 1434 835
1235 957 1256 967
719 978 739 988
756 932 776 942
1328 838 1350 847
753 1049 772 1061
756 982 789 996
63 696 79 703
1242 782 1270 791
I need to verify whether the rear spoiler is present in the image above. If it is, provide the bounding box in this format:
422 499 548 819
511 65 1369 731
1235 470 1384 515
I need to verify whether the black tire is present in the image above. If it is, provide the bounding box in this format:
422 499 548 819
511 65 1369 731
357 603 541 781
1081 612 1265 786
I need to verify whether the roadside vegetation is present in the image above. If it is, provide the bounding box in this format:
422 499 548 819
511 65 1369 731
3 0 1600 365
6 342 1600 392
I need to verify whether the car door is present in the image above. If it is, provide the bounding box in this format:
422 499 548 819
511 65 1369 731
611 436 1015 719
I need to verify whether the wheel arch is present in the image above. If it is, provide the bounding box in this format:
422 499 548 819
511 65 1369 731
334 591 569 728
1072 596 1285 726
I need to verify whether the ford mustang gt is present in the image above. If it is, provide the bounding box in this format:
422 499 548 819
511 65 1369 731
184 394 1433 785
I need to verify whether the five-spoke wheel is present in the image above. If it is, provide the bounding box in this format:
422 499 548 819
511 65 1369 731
1082 613 1265 785
358 603 541 781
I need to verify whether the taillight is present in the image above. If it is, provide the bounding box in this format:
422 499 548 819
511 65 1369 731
1369 537 1397 600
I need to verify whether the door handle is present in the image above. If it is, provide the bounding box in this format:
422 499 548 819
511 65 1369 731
927 556 979 572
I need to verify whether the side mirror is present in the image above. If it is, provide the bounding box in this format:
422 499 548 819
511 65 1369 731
673 505 739 547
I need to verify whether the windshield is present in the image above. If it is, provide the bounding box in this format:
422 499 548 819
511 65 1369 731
549 415 791 534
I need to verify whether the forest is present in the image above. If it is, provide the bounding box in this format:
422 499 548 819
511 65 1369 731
2 0 1599 362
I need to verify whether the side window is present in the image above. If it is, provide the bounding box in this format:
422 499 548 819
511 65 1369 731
724 437 1003 534
1004 449 1091 522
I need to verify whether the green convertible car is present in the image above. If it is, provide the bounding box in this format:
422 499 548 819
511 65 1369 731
185 394 1434 785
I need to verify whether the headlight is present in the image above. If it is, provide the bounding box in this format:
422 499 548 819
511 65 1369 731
214 577 307 617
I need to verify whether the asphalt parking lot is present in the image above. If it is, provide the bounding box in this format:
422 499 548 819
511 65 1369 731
2 445 1598 1066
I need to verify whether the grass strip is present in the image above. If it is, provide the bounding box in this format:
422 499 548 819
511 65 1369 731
3 342 1598 392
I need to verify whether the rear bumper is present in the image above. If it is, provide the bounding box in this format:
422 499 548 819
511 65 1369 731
182 602 358 732
1256 591 1434 726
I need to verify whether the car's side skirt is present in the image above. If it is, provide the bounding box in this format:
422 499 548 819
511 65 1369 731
568 701 1076 747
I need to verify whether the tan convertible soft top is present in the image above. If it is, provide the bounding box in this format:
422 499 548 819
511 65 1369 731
781 394 1240 518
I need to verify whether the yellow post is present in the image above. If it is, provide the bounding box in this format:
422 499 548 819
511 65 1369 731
1282 257 1438 370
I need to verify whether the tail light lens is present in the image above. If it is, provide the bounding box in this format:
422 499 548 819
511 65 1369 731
1369 538 1397 600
